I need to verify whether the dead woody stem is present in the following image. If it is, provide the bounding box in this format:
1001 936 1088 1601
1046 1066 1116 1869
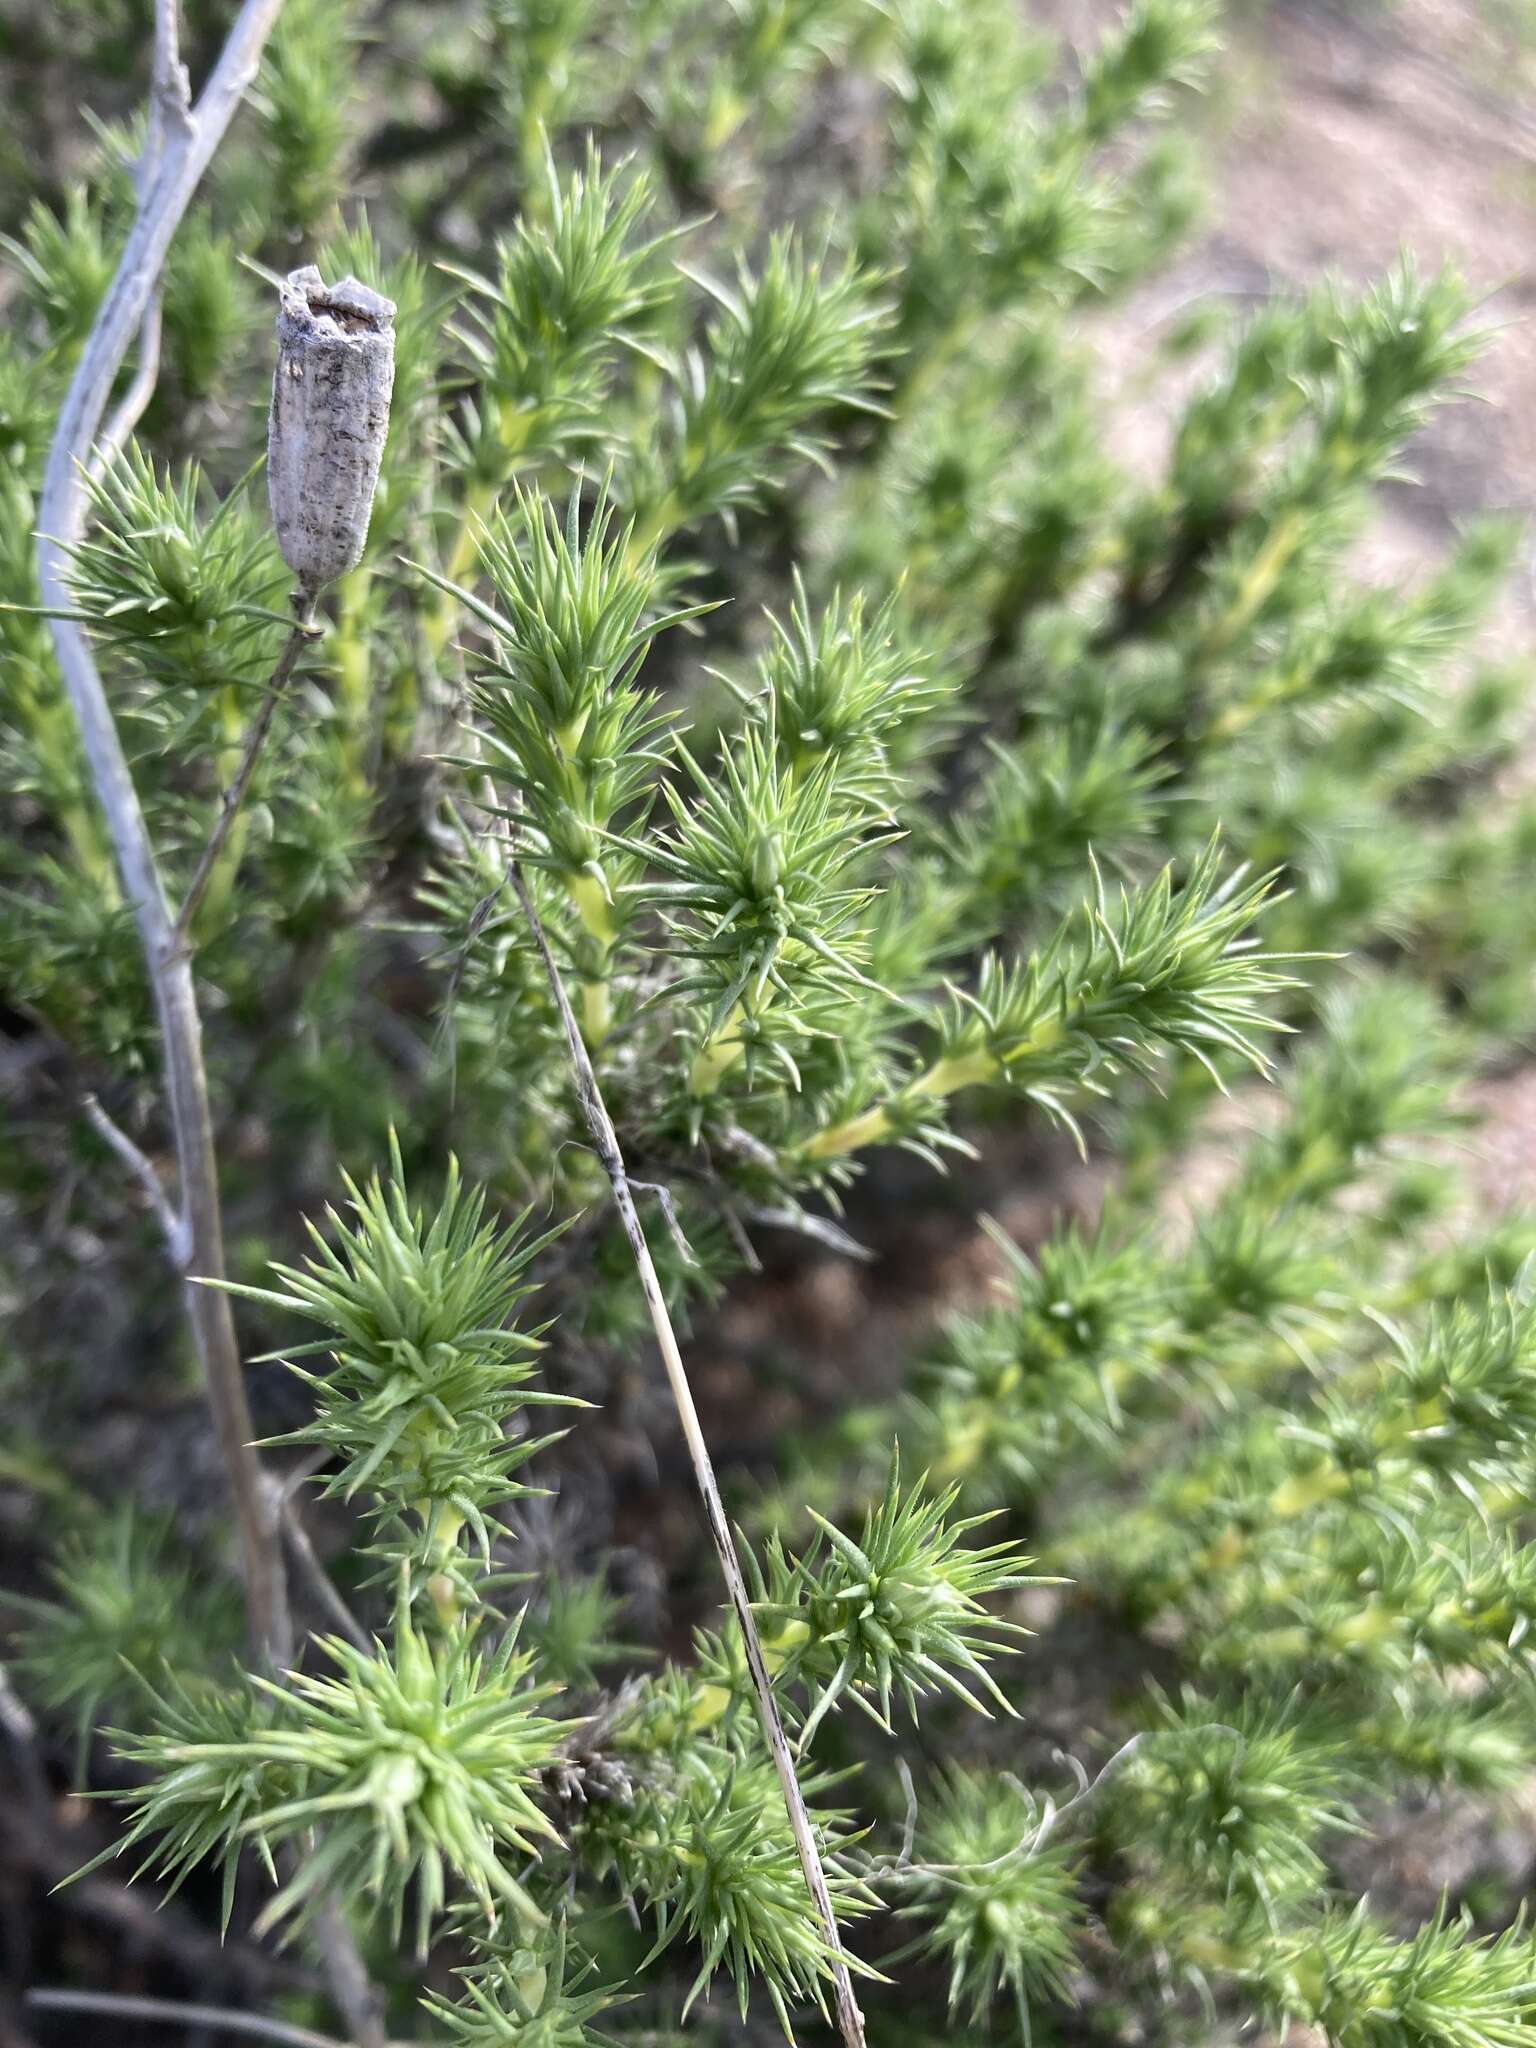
34 4 385 2043
36 0 292 1674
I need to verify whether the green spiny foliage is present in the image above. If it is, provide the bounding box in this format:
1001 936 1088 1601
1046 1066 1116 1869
748 1458 1038 1742
252 0 360 240
9 1509 243 1776
422 1919 630 2046
107 1603 567 1947
64 446 288 702
1252 1907 1536 2048
224 1140 575 1570
582 1738 876 2033
899 1771 1084 2036
5 0 1536 2045
0 185 120 355
1110 1692 1354 1909
445 146 683 492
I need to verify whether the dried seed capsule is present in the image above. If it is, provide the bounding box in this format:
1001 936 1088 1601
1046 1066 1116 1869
268 266 396 599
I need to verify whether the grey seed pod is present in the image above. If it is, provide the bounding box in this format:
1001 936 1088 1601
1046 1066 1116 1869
268 266 396 599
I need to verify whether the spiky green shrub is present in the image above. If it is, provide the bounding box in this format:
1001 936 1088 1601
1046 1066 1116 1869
5 1 1536 2046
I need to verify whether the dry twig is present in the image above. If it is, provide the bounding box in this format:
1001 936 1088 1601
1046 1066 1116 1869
37 0 291 1676
26 1991 345 2048
80 1093 188 1266
34 7 385 2043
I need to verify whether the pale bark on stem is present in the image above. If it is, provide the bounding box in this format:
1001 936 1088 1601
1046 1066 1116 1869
304 1902 387 2048
26 1990 346 2048
38 0 291 1673
502 847 869 2048
81 1091 189 1265
94 296 165 480
35 9 386 2046
0 1660 49 1822
88 0 190 481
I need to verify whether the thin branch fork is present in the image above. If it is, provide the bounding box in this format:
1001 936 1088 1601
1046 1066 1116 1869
37 0 293 1680
80 1092 189 1266
267 1472 373 1655
88 0 193 481
0 1661 50 1823
502 841 870 2048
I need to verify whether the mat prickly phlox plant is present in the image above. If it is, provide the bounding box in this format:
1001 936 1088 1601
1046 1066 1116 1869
3 0 1536 2044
